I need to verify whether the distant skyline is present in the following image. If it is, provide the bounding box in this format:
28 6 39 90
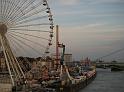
49 0 124 61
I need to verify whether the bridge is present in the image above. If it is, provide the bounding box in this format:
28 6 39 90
94 62 124 69
95 62 124 66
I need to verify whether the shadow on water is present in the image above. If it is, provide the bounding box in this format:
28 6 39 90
80 68 124 92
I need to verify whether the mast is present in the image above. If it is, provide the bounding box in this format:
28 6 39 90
56 25 59 68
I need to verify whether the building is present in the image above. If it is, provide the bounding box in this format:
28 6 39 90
64 54 72 62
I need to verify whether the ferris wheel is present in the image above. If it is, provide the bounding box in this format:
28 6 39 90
0 0 54 86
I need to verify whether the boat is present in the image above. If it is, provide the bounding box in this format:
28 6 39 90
45 52 97 92
111 66 124 71
46 66 96 92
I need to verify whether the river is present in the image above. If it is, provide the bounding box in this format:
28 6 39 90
80 68 124 92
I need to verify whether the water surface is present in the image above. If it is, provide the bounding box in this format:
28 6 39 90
80 68 124 92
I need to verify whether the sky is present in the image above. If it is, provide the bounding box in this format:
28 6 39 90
49 0 124 62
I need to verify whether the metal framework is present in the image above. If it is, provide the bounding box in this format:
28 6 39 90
0 0 54 87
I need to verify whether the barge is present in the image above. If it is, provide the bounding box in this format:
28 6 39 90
47 67 96 92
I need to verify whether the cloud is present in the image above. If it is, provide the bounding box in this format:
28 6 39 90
82 23 104 28
90 0 124 4
61 23 106 31
59 0 80 5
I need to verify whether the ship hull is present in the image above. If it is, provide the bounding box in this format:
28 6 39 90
49 72 97 92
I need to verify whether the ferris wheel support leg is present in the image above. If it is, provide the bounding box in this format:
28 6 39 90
6 50 17 79
5 38 26 79
0 34 15 86
3 37 21 79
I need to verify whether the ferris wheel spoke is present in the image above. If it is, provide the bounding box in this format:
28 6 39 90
10 0 36 22
10 38 40 65
14 1 46 22
8 32 47 48
10 23 51 28
23 0 44 14
1 0 3 15
4 0 15 17
2 0 9 22
9 37 27 56
7 0 32 22
4 0 16 19
9 36 41 62
8 30 50 40
8 38 28 60
15 8 47 22
15 15 48 25
8 34 44 56
4 0 18 15
5 0 25 23
4 0 26 21
2 0 6 20
7 35 23 56
9 29 50 33
8 34 39 58
0 0 4 22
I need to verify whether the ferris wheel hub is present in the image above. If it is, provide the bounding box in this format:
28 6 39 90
0 24 7 35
